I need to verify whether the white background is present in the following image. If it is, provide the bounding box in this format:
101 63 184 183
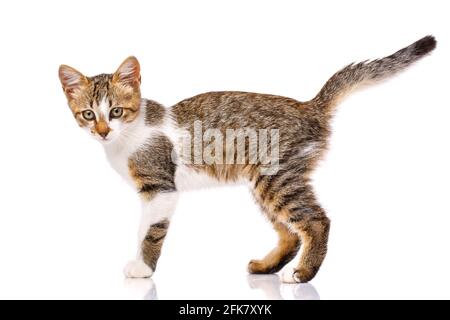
0 0 448 299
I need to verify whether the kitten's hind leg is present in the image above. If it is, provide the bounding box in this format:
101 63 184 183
278 186 330 283
248 220 300 274
253 173 330 282
281 215 330 283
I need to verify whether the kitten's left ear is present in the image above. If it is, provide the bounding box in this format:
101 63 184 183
113 56 141 87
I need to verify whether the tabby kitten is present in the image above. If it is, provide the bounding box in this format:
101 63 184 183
59 36 436 283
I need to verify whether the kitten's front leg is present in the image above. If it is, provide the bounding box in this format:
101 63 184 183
124 192 179 278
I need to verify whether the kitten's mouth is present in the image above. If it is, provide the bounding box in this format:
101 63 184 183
100 137 112 143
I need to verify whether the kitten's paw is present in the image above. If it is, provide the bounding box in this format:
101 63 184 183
281 267 300 283
247 260 277 274
248 259 270 274
123 260 153 278
281 267 309 283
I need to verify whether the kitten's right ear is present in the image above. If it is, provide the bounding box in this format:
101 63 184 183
58 65 88 100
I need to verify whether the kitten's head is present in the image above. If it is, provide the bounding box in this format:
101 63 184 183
59 57 142 144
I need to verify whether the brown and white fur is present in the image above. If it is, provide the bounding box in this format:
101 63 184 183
59 36 436 283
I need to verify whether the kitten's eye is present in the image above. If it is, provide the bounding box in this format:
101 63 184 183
82 110 95 121
110 107 123 119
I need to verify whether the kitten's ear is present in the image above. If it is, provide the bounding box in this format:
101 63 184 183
58 65 88 100
113 56 141 87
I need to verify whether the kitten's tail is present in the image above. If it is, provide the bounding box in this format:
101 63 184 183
312 35 436 113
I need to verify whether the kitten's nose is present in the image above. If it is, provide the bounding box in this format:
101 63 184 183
99 131 109 138
95 120 111 139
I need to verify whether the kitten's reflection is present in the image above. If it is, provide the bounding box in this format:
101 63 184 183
124 274 319 300
123 278 158 300
247 274 320 300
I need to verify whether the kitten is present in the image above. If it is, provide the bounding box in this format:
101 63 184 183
59 36 436 283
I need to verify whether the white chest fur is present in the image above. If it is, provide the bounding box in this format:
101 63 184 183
104 147 136 187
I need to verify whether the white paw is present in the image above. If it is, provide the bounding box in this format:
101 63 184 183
281 267 301 283
123 260 153 278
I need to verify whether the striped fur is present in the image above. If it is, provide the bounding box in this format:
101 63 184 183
142 219 170 271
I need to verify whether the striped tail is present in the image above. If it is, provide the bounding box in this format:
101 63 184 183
313 35 436 112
